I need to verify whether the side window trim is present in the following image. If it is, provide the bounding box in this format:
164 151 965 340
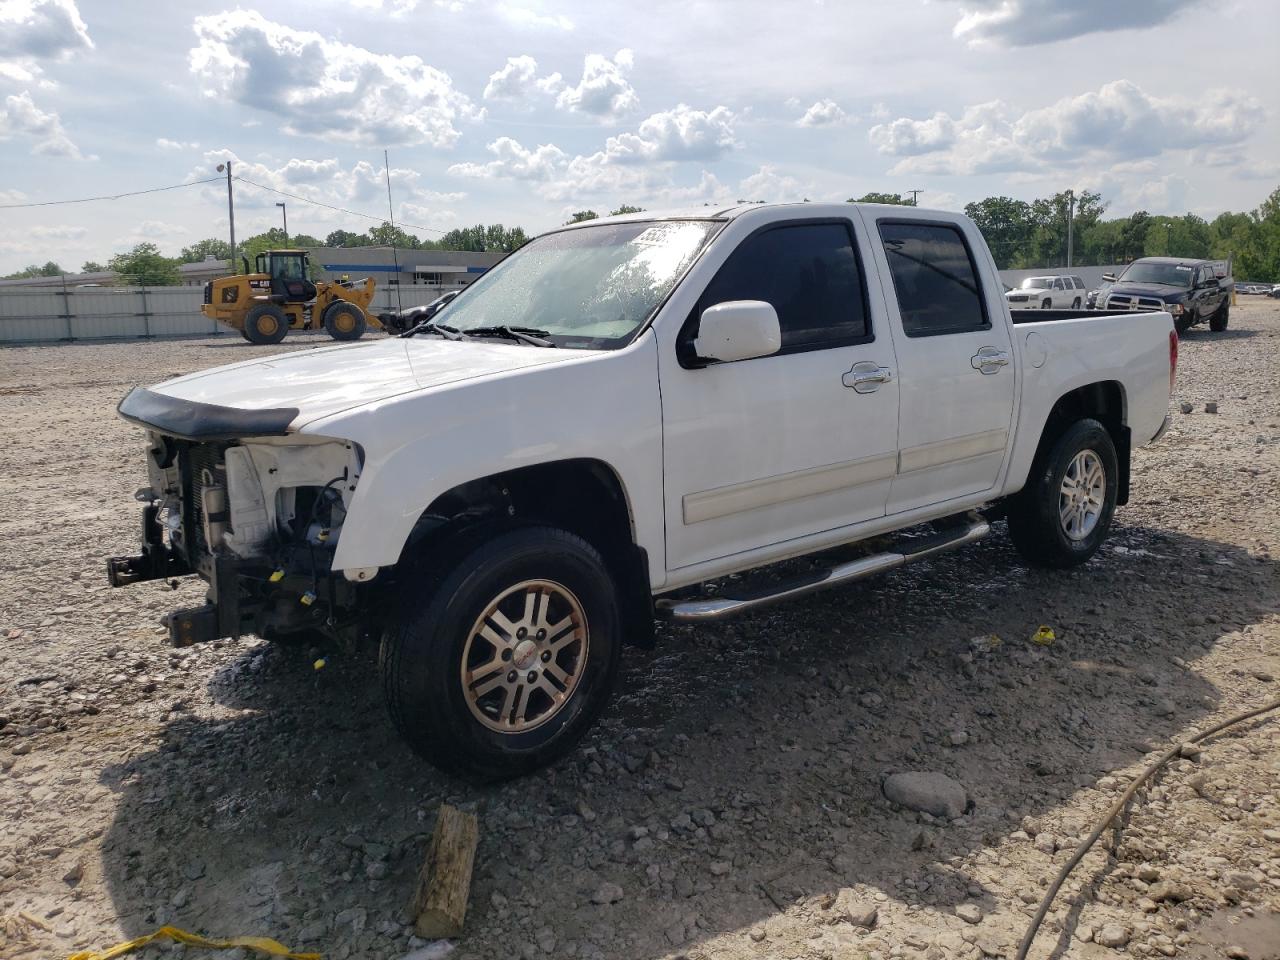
875 217 992 339
678 217 875 367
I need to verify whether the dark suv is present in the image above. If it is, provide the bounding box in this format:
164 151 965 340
1097 257 1231 333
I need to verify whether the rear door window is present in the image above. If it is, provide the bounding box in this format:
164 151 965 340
877 222 989 337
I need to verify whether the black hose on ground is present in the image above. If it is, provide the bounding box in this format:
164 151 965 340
1015 696 1280 960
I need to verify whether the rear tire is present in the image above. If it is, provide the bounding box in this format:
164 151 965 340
243 304 289 345
323 301 367 341
1006 418 1118 569
1209 302 1229 332
1071 297 1082 309
380 525 622 780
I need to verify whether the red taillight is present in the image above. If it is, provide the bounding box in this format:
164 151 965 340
1169 329 1178 393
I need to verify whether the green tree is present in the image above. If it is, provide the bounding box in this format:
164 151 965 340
436 224 529 252
609 205 645 216
178 238 231 263
289 233 323 249
3 261 64 279
848 192 912 205
81 261 106 273
964 196 1034 269
366 221 421 248
108 243 179 286
324 229 365 248
565 210 599 224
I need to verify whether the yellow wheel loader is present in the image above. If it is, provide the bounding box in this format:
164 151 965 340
200 249 384 345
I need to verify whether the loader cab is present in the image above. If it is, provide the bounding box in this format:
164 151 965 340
257 250 316 303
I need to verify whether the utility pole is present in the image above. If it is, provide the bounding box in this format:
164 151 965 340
1165 223 1172 256
384 148 403 314
216 161 236 271
276 202 288 245
1065 189 1075 269
907 189 922 207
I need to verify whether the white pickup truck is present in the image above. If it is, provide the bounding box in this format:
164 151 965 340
108 203 1177 779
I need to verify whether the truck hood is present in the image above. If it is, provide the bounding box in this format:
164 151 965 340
1106 283 1189 301
150 337 588 429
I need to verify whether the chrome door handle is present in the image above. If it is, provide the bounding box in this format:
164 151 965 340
971 348 1010 374
843 361 893 393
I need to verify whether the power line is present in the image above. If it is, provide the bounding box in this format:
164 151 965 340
232 175 447 235
0 177 223 209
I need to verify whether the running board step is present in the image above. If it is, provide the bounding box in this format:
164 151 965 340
655 517 990 623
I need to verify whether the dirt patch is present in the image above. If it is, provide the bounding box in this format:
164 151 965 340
1 310 1278 960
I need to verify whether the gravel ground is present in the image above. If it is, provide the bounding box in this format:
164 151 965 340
1 302 1278 960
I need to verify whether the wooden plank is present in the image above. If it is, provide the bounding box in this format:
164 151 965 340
409 804 480 939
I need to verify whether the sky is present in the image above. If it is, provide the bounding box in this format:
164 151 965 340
0 0 1277 273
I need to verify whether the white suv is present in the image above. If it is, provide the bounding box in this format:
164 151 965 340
1006 275 1086 310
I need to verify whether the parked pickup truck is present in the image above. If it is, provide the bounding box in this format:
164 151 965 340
1098 257 1232 333
108 203 1177 779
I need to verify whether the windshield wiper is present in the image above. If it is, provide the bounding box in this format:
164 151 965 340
403 320 463 341
461 325 557 348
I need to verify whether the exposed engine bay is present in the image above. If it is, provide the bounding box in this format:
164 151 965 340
109 432 372 647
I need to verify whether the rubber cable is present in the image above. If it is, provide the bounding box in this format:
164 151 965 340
1016 696 1280 960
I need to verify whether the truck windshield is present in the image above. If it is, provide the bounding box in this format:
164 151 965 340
1021 278 1051 289
1119 262 1193 287
436 220 720 349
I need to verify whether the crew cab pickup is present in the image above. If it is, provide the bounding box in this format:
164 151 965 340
1099 257 1232 333
108 203 1177 779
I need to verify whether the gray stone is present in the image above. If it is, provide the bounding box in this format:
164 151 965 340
882 772 968 819
955 903 983 924
709 860 731 876
590 882 623 905
1205 402 1218 414
1096 924 1131 948
832 890 878 928
1179 402 1194 414
1149 880 1192 903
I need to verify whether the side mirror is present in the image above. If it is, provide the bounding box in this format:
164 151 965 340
1102 273 1117 283
694 300 781 363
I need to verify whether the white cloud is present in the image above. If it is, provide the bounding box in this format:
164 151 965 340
737 165 807 202
482 54 562 102
447 136 568 181
602 104 737 163
0 0 92 82
188 10 478 148
869 80 1261 176
797 99 847 127
156 137 199 151
349 0 422 15
0 222 88 256
498 4 574 30
555 49 637 119
187 150 448 232
0 89 85 158
947 0 1205 46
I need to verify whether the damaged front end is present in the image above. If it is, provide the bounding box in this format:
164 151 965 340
108 387 372 648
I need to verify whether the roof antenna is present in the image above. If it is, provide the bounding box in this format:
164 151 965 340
384 148 403 316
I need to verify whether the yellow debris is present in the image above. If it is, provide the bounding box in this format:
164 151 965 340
313 658 327 671
66 925 320 960
1030 625 1056 646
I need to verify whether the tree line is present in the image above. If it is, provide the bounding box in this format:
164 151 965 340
2 222 533 285
6 187 1279 284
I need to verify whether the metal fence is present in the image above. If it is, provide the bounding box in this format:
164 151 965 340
0 285 453 345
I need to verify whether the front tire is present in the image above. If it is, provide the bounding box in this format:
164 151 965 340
1006 418 1118 568
323 301 367 341
1041 298 1052 310
243 304 289 345
380 526 622 780
1209 302 1229 332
